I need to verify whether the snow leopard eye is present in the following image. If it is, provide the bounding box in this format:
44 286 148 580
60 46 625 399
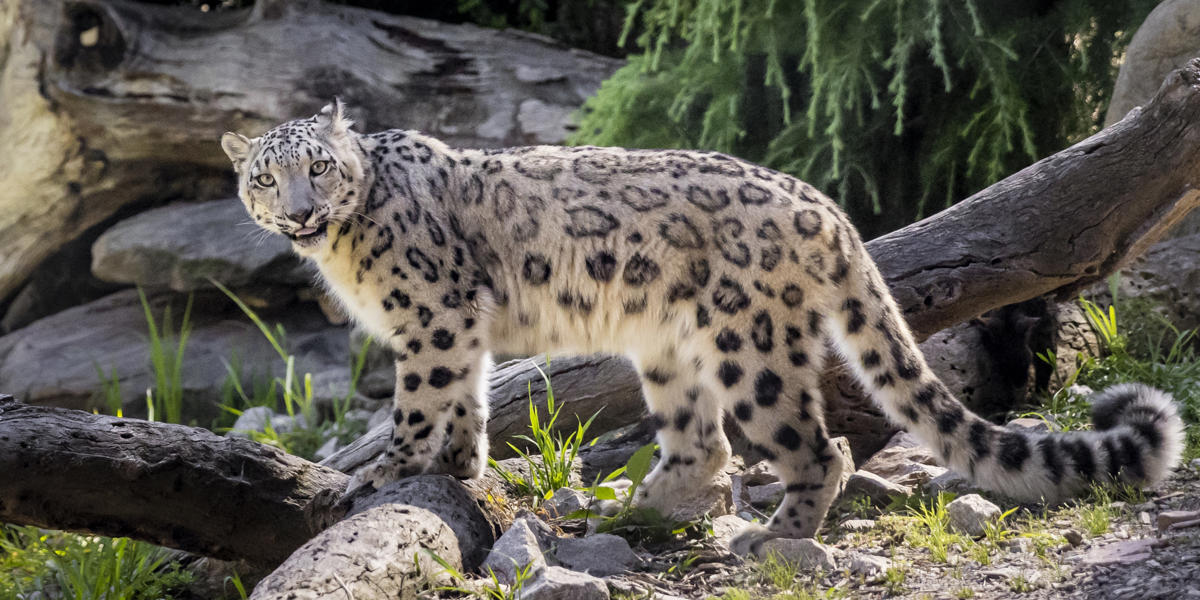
310 160 329 176
254 173 275 187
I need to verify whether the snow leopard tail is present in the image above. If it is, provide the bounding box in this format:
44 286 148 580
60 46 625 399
827 251 1185 502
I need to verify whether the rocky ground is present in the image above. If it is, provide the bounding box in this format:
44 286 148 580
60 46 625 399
432 430 1200 600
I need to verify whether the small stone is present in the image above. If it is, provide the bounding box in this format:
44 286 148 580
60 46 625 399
946 494 1002 537
742 461 779 486
842 470 912 506
847 552 891 579
841 519 877 531
268 414 307 435
925 470 976 495
748 482 785 507
709 514 749 547
1080 538 1154 566
858 432 947 486
1139 511 1152 525
1003 537 1034 553
1006 417 1051 433
520 565 609 600
543 487 588 519
1157 509 1200 534
517 99 575 145
1063 529 1084 547
554 534 640 576
313 437 340 461
663 470 734 521
227 406 273 438
482 518 547 584
759 538 837 571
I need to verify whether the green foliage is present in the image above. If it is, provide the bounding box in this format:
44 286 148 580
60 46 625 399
138 288 193 424
213 280 369 459
903 491 962 563
429 549 535 599
1026 286 1200 457
489 360 600 498
0 526 192 600
574 0 1158 236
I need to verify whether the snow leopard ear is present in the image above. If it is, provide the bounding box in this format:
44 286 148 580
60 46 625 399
316 98 354 136
220 132 254 171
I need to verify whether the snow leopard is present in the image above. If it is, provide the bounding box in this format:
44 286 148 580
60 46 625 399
221 101 1185 554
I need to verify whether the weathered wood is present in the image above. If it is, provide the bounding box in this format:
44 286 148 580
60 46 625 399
322 354 647 474
0 395 502 575
873 61 1200 340
0 395 344 567
0 0 621 302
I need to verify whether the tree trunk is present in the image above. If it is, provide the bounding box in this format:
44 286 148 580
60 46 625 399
0 0 621 303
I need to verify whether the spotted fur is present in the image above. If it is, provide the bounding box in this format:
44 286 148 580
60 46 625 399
222 102 1185 554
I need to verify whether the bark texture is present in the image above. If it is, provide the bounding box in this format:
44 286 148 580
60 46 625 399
0 0 621 302
0 395 503 575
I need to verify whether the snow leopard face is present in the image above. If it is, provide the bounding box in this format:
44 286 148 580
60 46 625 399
220 100 368 252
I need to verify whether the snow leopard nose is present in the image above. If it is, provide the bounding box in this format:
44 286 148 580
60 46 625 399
286 207 313 225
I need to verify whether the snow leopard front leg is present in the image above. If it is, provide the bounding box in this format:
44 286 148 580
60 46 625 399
346 309 490 494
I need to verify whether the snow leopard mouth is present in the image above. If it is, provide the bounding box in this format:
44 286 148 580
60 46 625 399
289 221 328 247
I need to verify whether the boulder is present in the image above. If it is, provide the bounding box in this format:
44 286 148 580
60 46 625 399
481 518 547 585
520 566 609 600
544 487 589 519
91 198 313 292
1106 0 1200 237
0 289 349 417
554 534 640 576
1106 0 1200 127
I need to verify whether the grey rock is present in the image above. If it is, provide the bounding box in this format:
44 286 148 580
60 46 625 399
554 534 640 576
313 436 340 461
666 470 734 521
842 470 912 507
759 538 837 571
520 565 609 600
847 552 891 579
227 406 274 438
1106 0 1200 127
742 461 779 486
267 413 308 435
0 289 350 416
1007 417 1051 433
748 482 785 507
367 404 392 430
709 514 749 547
840 519 877 531
481 518 547 584
1063 529 1084 547
517 99 576 145
859 431 947 487
1103 233 1200 331
947 493 1003 536
91 198 310 292
544 487 588 519
925 470 977 496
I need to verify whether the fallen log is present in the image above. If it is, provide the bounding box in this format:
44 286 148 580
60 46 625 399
0 395 503 575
